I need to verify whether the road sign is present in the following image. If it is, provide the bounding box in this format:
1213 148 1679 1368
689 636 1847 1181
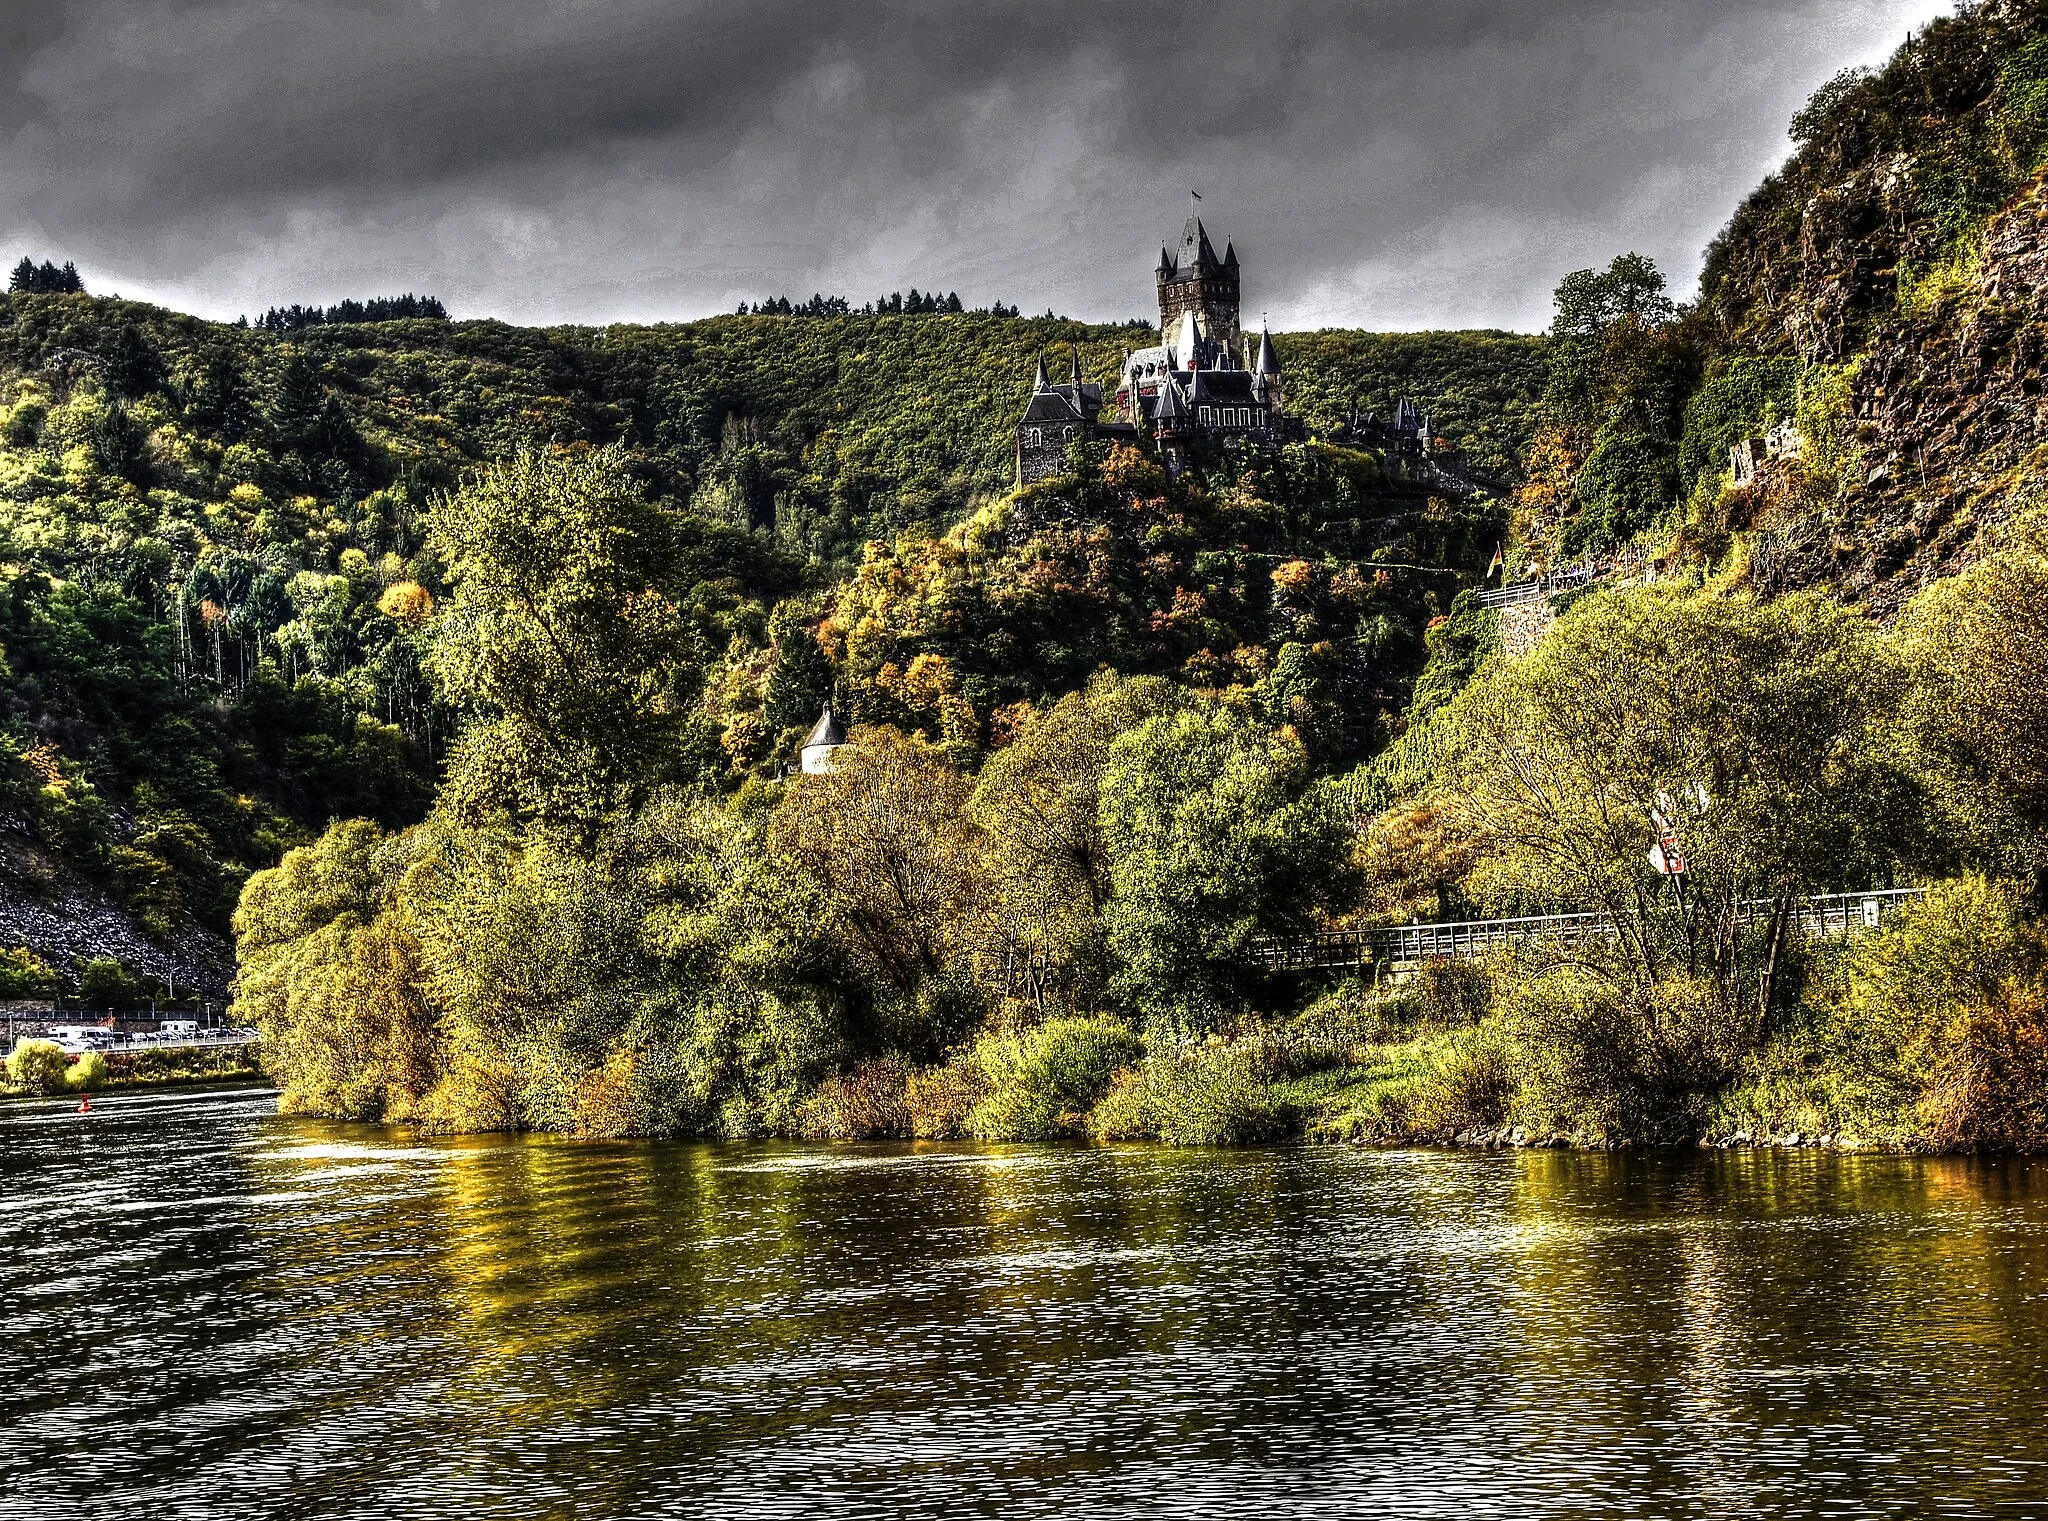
1649 839 1687 875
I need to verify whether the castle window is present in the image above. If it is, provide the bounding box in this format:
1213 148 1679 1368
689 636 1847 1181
1026 428 1040 445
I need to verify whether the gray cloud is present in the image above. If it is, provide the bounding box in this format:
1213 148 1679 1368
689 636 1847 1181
0 0 1953 330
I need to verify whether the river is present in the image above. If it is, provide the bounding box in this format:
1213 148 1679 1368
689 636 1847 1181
3 1085 2047 1518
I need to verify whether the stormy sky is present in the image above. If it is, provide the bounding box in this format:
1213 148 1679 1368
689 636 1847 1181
0 0 1952 332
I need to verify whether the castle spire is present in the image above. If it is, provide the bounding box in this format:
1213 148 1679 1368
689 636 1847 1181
1255 319 1280 376
1033 351 1049 391
1069 344 1082 388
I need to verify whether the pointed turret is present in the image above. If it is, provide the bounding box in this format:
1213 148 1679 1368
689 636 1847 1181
1069 345 1083 388
1154 373 1188 426
1223 241 1239 269
798 700 849 774
1157 245 1176 278
1255 321 1280 376
1033 351 1049 392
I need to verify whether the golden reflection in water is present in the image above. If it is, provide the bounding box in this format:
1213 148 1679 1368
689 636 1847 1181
221 1118 2048 1518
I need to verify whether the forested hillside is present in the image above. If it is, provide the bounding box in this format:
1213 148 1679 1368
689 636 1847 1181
0 289 1538 998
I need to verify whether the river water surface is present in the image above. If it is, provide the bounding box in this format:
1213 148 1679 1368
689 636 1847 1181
4 1085 2048 1518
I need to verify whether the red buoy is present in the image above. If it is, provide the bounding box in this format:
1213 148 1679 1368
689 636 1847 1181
77 1093 90 1113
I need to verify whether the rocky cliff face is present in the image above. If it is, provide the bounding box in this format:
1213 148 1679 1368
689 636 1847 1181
1695 0 2048 614
1763 171 2048 613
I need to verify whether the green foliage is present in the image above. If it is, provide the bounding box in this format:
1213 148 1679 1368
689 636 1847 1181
1438 585 1915 995
1408 590 1500 722
1090 1039 1292 1146
1562 430 1676 555
1496 969 1748 1143
6 1039 70 1094
1721 877 2048 1149
964 1016 1142 1140
1100 701 1353 1031
1705 4 2048 346
426 448 714 826
1274 329 1548 481
8 259 84 295
1519 254 1694 555
66 1050 108 1090
0 947 55 998
1895 512 2048 874
75 958 140 1009
1675 356 1800 500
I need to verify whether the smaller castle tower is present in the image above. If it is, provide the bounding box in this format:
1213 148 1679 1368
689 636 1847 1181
1253 321 1282 413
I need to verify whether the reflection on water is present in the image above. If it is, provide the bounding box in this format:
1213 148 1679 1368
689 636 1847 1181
3 1088 2048 1519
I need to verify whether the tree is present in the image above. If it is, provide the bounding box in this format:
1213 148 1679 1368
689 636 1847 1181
188 347 260 443
268 350 326 452
1894 511 2048 877
761 607 835 733
770 727 979 1044
426 447 709 828
103 323 165 399
968 673 1180 1015
1436 584 1915 1007
1532 253 1691 557
6 1040 71 1095
1099 700 1352 1031
7 258 84 295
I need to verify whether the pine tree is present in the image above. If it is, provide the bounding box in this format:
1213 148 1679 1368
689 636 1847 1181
267 350 325 453
103 323 165 398
763 622 837 732
8 257 36 293
191 347 258 443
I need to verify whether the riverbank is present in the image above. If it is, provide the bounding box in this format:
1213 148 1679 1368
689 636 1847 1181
1 1045 265 1100
257 977 2040 1156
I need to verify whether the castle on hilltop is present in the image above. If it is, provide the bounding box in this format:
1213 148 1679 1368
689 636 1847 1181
1015 214 1494 497
1016 213 1301 485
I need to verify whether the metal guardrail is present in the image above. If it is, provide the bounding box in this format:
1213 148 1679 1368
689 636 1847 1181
11 1029 260 1057
1249 888 1926 973
1476 565 1600 609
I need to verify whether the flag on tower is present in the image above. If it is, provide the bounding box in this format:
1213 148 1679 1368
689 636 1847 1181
1486 542 1503 580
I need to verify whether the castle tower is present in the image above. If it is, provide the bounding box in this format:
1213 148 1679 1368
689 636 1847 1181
1156 214 1240 346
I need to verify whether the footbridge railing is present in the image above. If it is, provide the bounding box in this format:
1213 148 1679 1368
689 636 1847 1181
1249 888 1925 973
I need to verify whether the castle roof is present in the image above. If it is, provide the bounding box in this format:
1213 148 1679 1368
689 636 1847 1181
1153 374 1189 425
1186 369 1261 404
803 702 845 750
1255 324 1280 376
1022 387 1085 424
1160 215 1227 280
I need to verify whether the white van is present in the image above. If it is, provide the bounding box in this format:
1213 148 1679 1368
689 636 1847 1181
44 1025 115 1054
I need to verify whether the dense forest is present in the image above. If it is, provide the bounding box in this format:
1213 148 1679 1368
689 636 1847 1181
0 274 1536 1003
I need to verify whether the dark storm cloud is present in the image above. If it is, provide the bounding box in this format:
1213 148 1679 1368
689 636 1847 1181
0 0 1950 329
